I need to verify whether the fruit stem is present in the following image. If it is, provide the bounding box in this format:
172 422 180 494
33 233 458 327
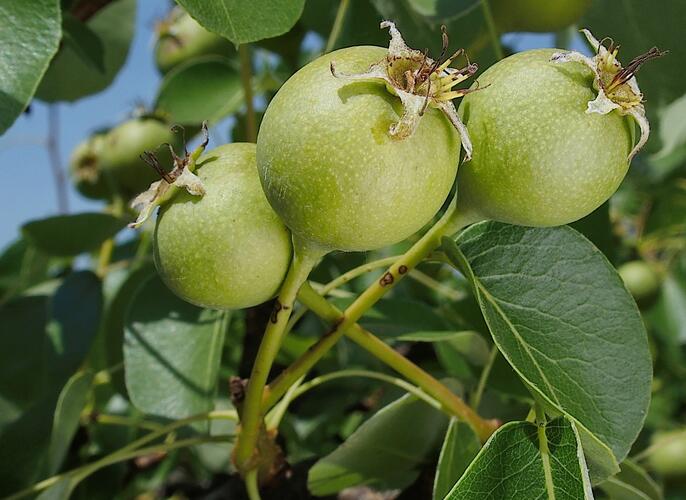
294 283 499 443
96 195 126 277
239 44 257 143
265 198 480 413
245 469 261 500
325 0 351 53
480 0 504 61
233 238 326 473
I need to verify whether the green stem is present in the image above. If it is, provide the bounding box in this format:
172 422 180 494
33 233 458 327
289 369 441 409
96 195 125 277
291 284 497 443
325 0 351 53
239 44 257 143
233 239 325 471
266 198 477 408
285 255 402 334
535 404 556 499
7 434 233 500
245 469 261 500
95 414 165 432
470 345 498 411
265 375 306 430
480 0 504 60
408 269 465 301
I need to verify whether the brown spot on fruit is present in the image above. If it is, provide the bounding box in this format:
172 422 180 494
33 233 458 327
398 265 408 274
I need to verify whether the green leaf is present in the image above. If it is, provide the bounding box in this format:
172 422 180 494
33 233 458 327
570 202 616 262
300 0 387 51
46 371 94 475
444 222 652 481
124 275 229 419
60 13 105 73
649 257 686 346
89 264 155 381
359 298 450 339
0 272 101 493
307 391 450 495
445 417 593 499
599 459 663 500
433 419 480 500
0 0 61 134
176 0 306 44
154 56 243 125
36 0 136 102
399 330 490 365
0 238 51 301
36 478 73 500
370 0 496 66
406 0 480 20
653 93 686 162
0 295 50 413
47 271 103 385
22 213 127 257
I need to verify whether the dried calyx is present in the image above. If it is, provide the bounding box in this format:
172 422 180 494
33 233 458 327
331 21 478 159
551 29 666 160
129 122 208 228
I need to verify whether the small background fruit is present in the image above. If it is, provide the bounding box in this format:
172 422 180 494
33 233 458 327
457 49 634 227
155 8 235 74
257 46 461 252
69 133 110 200
648 430 686 477
491 0 592 33
618 260 661 307
99 117 183 198
154 143 292 310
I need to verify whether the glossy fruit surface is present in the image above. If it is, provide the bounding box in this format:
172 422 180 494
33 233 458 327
492 0 592 33
257 46 461 252
99 117 182 197
457 49 634 227
154 143 292 310
648 430 686 477
155 8 235 74
69 133 110 200
618 260 661 305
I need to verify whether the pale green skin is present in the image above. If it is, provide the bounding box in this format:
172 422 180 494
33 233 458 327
457 49 634 227
154 143 292 310
99 118 183 197
155 10 235 74
257 46 461 252
618 260 661 304
648 430 686 477
492 0 592 33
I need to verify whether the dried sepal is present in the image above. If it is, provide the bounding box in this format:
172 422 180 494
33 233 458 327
330 21 478 159
551 29 666 160
129 122 209 228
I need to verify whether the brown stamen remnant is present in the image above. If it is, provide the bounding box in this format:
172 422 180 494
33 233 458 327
551 29 666 161
129 122 209 228
608 47 666 90
330 21 479 159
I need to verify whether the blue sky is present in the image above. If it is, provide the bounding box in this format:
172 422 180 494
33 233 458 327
0 1 574 249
